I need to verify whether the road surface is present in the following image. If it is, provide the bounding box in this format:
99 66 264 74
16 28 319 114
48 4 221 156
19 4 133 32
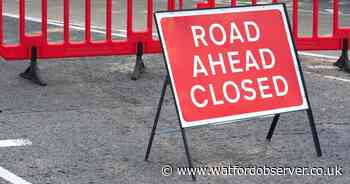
0 1 349 184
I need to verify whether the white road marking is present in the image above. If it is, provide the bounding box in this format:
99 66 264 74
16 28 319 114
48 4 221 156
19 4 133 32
324 75 350 83
0 139 32 148
299 51 339 60
307 65 337 69
0 139 32 184
304 71 350 84
324 9 334 14
0 166 32 184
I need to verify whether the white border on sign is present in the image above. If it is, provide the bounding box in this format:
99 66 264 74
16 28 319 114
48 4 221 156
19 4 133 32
156 4 308 128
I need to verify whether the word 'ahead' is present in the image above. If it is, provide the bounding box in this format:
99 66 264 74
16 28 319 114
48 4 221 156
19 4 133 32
156 4 308 128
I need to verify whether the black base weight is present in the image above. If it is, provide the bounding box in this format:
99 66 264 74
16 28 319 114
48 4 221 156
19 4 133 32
19 47 47 86
131 42 146 80
334 38 350 72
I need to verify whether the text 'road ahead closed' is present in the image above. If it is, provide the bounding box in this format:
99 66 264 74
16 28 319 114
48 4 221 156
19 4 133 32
156 5 308 127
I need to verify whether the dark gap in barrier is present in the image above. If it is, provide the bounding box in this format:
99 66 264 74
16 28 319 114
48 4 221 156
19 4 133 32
19 47 47 86
3 0 19 44
69 0 85 42
297 0 312 37
132 0 147 32
318 0 332 36
131 42 146 80
152 0 167 40
334 38 350 72
25 0 42 35
90 0 106 42
339 0 350 28
110 0 127 40
47 0 64 43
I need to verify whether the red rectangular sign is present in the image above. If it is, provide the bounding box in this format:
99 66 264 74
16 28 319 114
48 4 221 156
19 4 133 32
155 4 308 128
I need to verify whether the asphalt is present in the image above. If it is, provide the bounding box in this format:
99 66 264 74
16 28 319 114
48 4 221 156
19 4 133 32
0 8 350 184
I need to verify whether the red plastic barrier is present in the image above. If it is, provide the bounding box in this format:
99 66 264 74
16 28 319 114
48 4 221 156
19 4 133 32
196 0 350 51
0 0 167 60
0 0 349 61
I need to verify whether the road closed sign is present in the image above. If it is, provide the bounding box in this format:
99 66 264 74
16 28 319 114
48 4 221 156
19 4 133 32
155 4 308 128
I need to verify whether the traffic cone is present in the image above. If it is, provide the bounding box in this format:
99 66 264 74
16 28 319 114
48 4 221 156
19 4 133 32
334 38 350 72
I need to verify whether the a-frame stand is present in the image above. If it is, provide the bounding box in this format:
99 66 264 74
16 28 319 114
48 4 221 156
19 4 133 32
144 75 196 181
266 110 322 157
266 69 322 156
144 74 322 181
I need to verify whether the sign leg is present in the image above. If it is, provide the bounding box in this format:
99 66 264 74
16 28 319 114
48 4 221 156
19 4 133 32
144 76 170 161
306 109 322 157
266 114 280 141
180 127 196 181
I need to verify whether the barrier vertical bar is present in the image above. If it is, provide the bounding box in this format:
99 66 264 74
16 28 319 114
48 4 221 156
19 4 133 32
168 0 175 10
64 0 70 43
272 0 279 3
106 0 112 42
85 0 91 42
312 0 319 38
252 0 257 5
127 0 132 38
42 0 48 42
19 0 25 43
0 0 3 44
147 0 153 35
293 0 299 38
208 0 215 7
179 0 184 9
231 0 237 7
333 0 339 35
